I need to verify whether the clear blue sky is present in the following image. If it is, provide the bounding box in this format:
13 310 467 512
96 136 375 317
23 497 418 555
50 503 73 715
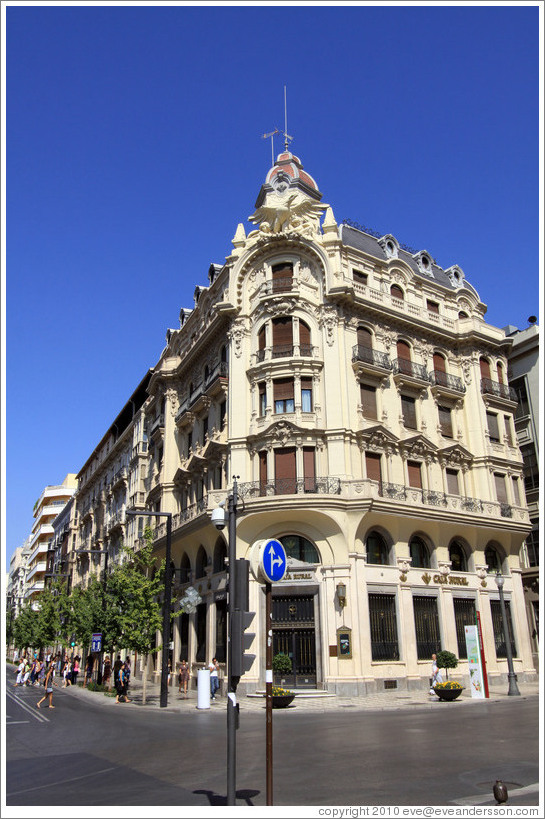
3 2 541 571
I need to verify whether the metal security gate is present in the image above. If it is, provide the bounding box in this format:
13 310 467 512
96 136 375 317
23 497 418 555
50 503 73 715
272 594 317 688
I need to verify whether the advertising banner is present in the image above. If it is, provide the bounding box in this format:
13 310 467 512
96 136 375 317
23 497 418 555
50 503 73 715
465 625 485 698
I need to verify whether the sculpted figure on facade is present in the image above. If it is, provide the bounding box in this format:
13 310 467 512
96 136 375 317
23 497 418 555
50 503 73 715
249 190 326 236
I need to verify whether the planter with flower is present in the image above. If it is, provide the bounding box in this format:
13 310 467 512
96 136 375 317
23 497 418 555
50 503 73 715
271 685 296 708
433 681 464 701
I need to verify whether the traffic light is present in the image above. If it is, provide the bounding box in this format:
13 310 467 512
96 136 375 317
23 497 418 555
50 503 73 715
230 559 255 678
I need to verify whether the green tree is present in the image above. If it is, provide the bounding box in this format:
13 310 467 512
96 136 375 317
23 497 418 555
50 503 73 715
13 601 38 653
107 528 164 703
436 650 459 680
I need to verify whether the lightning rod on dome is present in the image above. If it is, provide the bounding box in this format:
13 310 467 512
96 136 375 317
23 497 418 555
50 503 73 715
283 84 293 151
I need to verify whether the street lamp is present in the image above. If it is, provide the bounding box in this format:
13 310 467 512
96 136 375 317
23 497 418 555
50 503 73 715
126 509 172 708
494 571 520 696
211 478 239 806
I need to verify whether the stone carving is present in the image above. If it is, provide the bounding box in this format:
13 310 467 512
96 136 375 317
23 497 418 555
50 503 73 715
461 357 473 384
227 319 247 358
317 305 338 346
438 561 451 577
165 388 179 418
249 191 326 236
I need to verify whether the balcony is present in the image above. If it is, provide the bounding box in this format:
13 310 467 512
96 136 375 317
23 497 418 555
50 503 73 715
237 477 342 497
352 345 392 381
111 466 127 489
481 378 517 407
253 277 298 300
392 359 429 388
429 370 466 397
205 361 229 398
131 441 148 460
254 345 316 366
149 414 165 441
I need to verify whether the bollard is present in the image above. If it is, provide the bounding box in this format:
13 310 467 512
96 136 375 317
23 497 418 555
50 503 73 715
197 668 211 709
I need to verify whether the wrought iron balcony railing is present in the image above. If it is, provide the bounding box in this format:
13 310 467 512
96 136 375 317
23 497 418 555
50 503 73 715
352 345 392 370
393 359 428 381
481 378 517 402
237 477 342 498
429 370 466 393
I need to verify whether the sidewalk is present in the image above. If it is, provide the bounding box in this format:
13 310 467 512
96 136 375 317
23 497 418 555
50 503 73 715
65 673 540 714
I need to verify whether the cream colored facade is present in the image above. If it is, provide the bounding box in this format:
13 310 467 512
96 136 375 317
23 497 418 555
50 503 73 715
23 474 77 606
71 150 535 694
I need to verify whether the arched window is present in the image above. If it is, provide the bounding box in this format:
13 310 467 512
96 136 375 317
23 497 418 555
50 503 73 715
479 357 491 380
410 536 430 569
195 546 208 579
433 352 446 373
449 540 467 572
496 363 504 384
180 553 191 584
458 311 469 319
485 544 501 574
213 538 227 574
280 534 320 563
357 326 373 348
397 340 412 376
391 284 404 301
366 531 390 565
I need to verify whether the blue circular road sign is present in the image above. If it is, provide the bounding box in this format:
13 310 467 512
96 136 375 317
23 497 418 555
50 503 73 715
260 539 287 583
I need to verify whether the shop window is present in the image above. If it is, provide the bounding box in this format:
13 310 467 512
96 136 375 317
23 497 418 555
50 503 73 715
280 534 320 563
453 597 476 659
490 599 517 659
413 596 441 659
366 531 390 565
409 536 430 569
449 540 467 572
368 593 399 660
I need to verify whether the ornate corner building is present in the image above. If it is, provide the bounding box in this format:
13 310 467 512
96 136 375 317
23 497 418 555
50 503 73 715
68 149 536 694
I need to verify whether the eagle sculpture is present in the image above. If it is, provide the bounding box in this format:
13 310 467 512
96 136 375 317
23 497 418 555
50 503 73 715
249 193 326 234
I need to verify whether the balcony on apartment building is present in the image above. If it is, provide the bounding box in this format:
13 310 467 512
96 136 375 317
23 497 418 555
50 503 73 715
429 369 466 397
392 358 429 387
481 377 518 406
352 344 392 378
238 477 342 498
131 440 148 461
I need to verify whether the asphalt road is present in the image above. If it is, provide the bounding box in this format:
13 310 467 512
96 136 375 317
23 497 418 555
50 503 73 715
5 674 540 809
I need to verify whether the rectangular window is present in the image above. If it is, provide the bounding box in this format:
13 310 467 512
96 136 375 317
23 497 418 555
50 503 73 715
427 300 440 314
407 460 422 489
272 262 293 293
274 448 296 495
353 269 368 285
258 382 267 416
301 377 313 412
487 411 500 442
401 395 417 429
219 400 226 429
365 452 382 484
438 405 453 438
413 596 441 660
202 415 208 445
360 383 378 420
453 598 476 659
272 317 293 357
187 431 192 457
259 451 268 496
274 378 295 414
521 444 539 492
503 415 514 446
368 593 399 661
511 377 530 419
303 447 316 492
446 468 460 496
511 477 521 506
490 599 517 658
494 473 508 504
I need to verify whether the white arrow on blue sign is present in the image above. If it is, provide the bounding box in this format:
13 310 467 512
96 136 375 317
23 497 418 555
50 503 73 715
91 633 102 653
260 539 287 583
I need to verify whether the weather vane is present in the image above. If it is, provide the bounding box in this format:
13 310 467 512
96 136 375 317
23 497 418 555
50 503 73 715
261 86 293 164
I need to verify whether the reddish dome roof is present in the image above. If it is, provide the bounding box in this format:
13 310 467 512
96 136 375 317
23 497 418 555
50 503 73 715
265 151 319 192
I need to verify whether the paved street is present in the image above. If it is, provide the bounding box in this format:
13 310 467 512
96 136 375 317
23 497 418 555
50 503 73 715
5 666 540 809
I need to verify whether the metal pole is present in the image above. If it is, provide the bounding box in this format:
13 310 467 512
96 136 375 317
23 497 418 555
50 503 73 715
498 584 520 696
160 513 173 708
227 478 238 806
265 581 273 805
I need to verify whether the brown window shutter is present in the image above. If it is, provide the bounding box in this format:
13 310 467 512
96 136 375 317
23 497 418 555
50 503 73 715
401 395 417 429
397 340 411 359
391 284 404 300
433 353 446 372
258 325 266 350
407 461 422 489
299 321 311 347
360 384 378 419
438 405 453 437
446 469 459 495
357 327 373 348
497 363 504 384
494 473 507 504
259 451 268 495
480 357 491 379
272 317 293 346
275 448 296 494
365 452 382 483
487 411 500 442
273 378 294 401
303 447 316 491
272 262 293 293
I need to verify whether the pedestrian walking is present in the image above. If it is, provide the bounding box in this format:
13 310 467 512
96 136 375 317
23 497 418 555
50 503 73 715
38 659 46 686
72 656 80 686
84 654 94 687
22 659 32 686
62 658 72 687
209 658 220 700
122 660 131 702
36 663 55 709
113 656 124 703
14 659 25 686
429 653 443 694
178 660 190 697
102 655 112 689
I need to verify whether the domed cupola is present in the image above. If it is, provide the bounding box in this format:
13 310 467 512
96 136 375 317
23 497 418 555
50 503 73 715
255 151 323 208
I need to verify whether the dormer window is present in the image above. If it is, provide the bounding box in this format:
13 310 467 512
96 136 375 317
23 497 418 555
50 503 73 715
379 234 399 259
446 265 465 289
414 251 434 277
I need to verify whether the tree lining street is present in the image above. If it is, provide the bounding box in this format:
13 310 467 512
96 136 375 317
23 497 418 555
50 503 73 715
5 666 540 808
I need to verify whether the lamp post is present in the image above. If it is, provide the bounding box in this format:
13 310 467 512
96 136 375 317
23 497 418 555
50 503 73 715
126 509 173 708
494 571 520 696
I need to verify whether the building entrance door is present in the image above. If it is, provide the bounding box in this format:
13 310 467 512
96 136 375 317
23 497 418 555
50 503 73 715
272 594 317 688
